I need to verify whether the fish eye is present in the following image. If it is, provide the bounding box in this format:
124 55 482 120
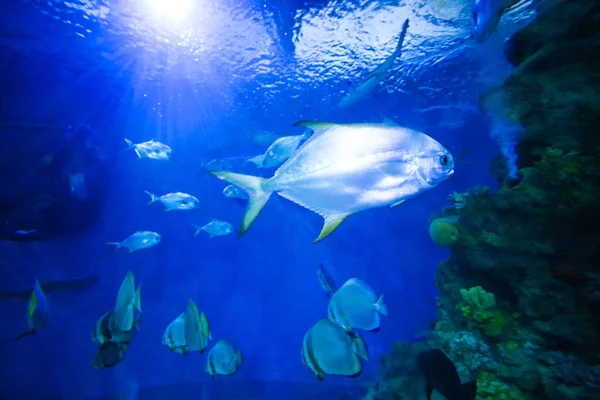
440 155 449 167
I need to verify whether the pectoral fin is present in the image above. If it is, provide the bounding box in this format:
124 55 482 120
314 213 351 243
390 200 404 207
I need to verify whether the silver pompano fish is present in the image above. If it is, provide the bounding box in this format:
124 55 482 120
124 139 172 160
145 191 200 211
107 231 161 253
193 220 233 238
209 121 454 242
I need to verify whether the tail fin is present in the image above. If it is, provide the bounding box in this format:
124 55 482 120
192 224 203 238
461 380 477 400
208 171 272 237
14 329 35 340
107 242 122 250
236 351 242 365
124 138 135 149
375 295 388 316
144 190 159 205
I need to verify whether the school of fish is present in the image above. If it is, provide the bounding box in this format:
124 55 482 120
7 10 497 395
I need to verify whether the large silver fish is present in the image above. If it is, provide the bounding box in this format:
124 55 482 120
209 121 454 243
337 19 409 108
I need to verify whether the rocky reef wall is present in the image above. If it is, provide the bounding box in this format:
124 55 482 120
375 1 600 399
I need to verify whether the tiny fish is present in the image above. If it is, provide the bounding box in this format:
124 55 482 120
317 263 337 296
206 340 242 377
145 191 200 211
14 279 49 340
223 185 249 200
193 220 233 238
124 139 172 160
107 231 161 253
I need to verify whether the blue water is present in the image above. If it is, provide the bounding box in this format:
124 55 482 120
0 0 537 398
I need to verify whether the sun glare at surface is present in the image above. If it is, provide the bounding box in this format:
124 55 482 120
147 0 194 21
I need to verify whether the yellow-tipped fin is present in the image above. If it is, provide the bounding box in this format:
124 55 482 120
314 213 351 243
208 171 271 237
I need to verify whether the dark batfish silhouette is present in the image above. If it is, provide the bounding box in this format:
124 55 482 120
418 349 477 400
0 276 99 300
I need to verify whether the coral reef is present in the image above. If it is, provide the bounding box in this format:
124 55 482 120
373 1 600 399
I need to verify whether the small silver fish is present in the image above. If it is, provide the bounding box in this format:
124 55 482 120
338 19 409 108
259 133 310 169
301 318 366 380
114 270 142 332
14 279 49 340
317 263 337 296
328 278 387 331
107 231 161 253
145 191 200 211
223 185 249 200
124 139 172 160
193 220 233 238
206 340 242 377
209 120 454 242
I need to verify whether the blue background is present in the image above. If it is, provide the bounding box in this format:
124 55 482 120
0 0 532 398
